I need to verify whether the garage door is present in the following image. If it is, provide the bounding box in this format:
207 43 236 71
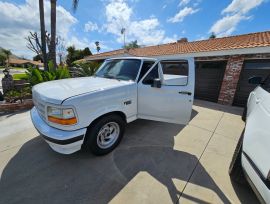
195 61 227 102
233 60 270 107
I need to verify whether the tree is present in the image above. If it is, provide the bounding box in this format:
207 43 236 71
82 47 92 56
66 46 92 67
49 0 57 70
33 54 43 62
209 32 216 39
0 53 6 66
48 0 80 70
39 0 48 70
124 40 140 49
95 41 101 53
26 31 58 62
72 0 79 12
2 49 11 68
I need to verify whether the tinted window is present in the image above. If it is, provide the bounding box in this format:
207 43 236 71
95 59 141 81
161 60 189 86
161 61 188 76
142 65 159 85
138 61 155 82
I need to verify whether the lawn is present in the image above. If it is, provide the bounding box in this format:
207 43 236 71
12 73 28 80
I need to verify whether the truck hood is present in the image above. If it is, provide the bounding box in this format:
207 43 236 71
32 77 132 104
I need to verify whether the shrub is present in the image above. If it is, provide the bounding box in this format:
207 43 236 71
26 62 70 86
4 87 31 103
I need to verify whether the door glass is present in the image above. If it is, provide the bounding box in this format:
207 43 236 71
142 64 159 85
138 61 155 82
161 60 189 86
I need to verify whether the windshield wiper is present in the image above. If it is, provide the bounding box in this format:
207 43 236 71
103 74 116 79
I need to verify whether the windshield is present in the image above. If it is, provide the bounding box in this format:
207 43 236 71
95 59 141 81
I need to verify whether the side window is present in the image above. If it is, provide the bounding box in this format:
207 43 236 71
161 60 189 86
142 64 159 85
138 61 155 82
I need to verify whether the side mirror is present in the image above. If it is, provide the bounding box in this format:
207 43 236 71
248 76 262 85
151 78 162 88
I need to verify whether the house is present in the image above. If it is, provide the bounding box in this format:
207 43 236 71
7 58 43 68
85 31 270 107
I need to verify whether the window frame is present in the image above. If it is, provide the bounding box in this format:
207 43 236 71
159 60 189 87
137 60 156 83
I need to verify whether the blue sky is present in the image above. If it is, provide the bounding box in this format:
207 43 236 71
0 0 269 59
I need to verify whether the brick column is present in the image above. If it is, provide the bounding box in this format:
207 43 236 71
218 55 244 105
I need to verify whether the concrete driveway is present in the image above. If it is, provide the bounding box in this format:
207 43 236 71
0 100 259 204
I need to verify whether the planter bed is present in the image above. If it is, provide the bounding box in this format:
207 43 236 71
0 99 33 113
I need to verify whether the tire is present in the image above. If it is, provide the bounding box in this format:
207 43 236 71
229 131 247 184
84 114 126 156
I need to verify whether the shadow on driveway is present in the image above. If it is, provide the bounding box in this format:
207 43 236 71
0 116 252 203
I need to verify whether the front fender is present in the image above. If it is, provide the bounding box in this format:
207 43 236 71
86 105 127 126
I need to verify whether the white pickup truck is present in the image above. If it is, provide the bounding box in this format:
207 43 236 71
31 57 195 155
229 75 270 203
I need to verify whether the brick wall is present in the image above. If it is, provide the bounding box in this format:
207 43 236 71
218 55 244 105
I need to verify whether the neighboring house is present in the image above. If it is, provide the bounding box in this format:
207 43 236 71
7 58 43 68
85 31 270 107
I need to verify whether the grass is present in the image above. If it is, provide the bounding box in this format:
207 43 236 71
12 73 28 80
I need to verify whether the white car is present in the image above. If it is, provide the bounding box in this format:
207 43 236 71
229 76 270 203
31 57 195 155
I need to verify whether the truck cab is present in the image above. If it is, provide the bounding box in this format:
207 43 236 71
31 57 195 155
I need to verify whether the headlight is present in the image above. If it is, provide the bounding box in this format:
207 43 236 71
47 106 77 125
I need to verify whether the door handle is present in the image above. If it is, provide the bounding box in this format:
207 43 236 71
179 91 192 96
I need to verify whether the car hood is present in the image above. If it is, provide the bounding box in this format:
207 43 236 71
32 77 132 104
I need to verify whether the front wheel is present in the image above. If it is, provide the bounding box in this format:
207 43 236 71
84 114 126 155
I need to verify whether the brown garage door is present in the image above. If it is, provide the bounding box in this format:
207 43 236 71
233 60 270 107
195 61 227 102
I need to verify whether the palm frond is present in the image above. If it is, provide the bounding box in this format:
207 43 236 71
72 0 79 12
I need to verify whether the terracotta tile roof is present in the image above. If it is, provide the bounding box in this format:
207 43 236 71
85 31 270 60
8 58 43 66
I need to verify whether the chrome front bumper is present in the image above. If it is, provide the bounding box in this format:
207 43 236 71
30 107 87 154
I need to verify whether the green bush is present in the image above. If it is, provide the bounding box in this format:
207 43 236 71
26 61 70 86
4 87 31 103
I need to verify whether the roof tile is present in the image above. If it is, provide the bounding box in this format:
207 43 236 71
85 31 270 60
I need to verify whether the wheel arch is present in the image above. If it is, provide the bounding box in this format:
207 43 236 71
87 111 127 130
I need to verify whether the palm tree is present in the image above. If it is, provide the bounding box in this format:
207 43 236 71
49 0 57 70
39 0 48 71
49 0 79 69
72 0 79 12
95 41 101 53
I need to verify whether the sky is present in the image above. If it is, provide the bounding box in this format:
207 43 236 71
0 0 269 59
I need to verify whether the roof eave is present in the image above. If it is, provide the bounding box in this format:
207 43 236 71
147 46 270 58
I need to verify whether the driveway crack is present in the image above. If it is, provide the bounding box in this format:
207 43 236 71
177 112 225 203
